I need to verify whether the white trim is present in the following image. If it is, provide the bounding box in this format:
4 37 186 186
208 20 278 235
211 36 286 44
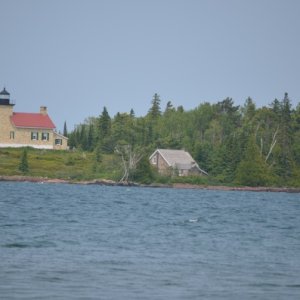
149 149 172 166
0 143 53 149
54 132 68 140
156 149 172 166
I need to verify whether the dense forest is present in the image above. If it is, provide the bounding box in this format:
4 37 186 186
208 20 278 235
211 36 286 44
67 93 300 187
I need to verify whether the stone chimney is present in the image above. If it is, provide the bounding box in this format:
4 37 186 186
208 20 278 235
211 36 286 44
40 106 47 115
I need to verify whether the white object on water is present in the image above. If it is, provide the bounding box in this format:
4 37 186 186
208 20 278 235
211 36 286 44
189 218 198 223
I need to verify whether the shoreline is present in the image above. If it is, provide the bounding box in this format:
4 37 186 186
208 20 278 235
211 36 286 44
1 175 300 193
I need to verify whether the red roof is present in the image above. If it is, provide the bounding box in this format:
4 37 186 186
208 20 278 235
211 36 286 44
11 113 56 129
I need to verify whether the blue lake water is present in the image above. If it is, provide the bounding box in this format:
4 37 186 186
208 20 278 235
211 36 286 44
0 182 300 299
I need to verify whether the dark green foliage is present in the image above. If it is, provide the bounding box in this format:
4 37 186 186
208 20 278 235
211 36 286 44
94 143 102 162
65 156 75 166
220 133 244 182
276 93 293 179
292 104 300 165
130 109 135 117
98 107 111 136
63 121 68 137
19 149 29 173
148 93 161 119
87 124 94 151
242 97 256 122
65 92 300 187
236 135 272 186
164 101 175 114
131 156 154 184
193 142 212 173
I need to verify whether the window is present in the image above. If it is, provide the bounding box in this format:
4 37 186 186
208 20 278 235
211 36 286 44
10 131 15 139
31 132 39 140
151 154 157 165
55 139 62 145
42 132 49 141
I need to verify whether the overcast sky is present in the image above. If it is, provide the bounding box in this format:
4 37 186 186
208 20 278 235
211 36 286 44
1 0 300 131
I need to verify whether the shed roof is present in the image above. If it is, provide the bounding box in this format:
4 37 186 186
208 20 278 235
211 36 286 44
150 149 208 175
156 149 196 166
11 112 56 129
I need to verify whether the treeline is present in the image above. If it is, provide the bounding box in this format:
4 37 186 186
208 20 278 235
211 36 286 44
67 93 300 186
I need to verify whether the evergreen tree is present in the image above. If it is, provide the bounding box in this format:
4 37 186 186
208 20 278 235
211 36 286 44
87 124 94 151
215 98 241 141
66 92 300 186
270 98 281 118
220 133 244 182
193 142 212 173
19 149 29 173
177 105 184 113
292 103 300 165
193 102 214 142
217 97 239 116
130 108 135 118
98 107 111 138
236 135 272 186
164 101 174 114
242 97 256 122
131 155 154 183
79 125 88 150
98 107 112 152
275 93 293 179
63 121 68 137
148 93 161 119
94 143 102 162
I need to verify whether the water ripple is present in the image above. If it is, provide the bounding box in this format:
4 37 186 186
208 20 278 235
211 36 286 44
0 182 299 300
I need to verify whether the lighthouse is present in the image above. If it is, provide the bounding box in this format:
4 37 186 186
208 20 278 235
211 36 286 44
0 87 14 106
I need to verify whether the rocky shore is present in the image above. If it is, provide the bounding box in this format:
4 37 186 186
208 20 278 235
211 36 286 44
1 175 300 193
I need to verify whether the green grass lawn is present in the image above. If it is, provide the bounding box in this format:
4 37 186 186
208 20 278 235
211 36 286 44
0 147 212 185
3 147 296 188
0 148 122 181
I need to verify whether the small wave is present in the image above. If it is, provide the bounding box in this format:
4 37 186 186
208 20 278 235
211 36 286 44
286 284 300 288
113 200 126 205
61 239 80 245
3 242 29 248
1 224 18 227
248 282 281 288
161 280 180 287
2 240 56 249
36 276 63 283
66 219 79 224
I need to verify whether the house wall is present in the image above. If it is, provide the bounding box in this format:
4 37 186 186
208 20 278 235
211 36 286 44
0 105 68 150
0 105 14 143
150 152 172 175
10 128 54 149
157 153 170 172
53 132 68 150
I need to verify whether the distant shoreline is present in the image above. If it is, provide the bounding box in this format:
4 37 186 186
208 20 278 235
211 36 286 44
1 175 300 193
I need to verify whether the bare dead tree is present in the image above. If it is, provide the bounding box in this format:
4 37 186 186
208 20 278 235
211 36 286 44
265 126 279 162
115 144 143 183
